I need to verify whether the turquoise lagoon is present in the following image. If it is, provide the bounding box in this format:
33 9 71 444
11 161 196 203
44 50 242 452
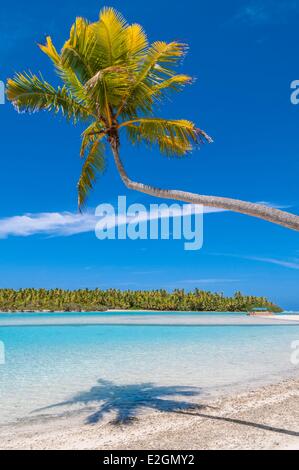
0 312 298 425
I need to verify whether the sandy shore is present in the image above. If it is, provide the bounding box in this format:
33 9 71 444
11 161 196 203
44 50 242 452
1 313 298 326
261 315 299 322
0 377 298 450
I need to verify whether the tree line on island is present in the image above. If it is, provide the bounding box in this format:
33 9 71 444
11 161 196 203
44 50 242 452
0 288 281 312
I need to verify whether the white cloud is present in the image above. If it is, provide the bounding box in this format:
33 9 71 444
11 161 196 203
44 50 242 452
0 212 96 238
0 205 223 239
0 199 288 239
176 278 240 284
234 0 299 25
213 252 299 271
244 256 299 270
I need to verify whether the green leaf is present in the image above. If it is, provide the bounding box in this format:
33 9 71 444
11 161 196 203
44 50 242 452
6 72 89 122
78 138 106 208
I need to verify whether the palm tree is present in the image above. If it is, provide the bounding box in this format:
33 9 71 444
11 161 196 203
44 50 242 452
6 7 299 230
0 287 281 311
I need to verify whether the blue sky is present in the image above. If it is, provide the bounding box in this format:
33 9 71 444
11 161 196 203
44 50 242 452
0 0 299 309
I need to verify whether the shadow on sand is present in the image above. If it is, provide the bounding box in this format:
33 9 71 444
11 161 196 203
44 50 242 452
34 379 203 424
34 379 299 437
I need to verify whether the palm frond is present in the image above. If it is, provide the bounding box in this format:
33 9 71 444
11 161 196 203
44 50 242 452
116 41 187 117
90 7 128 70
80 121 106 158
137 41 188 84
39 35 95 112
38 36 60 65
151 74 192 98
78 137 106 208
61 17 95 83
57 66 89 104
122 118 212 156
125 23 148 62
6 72 89 121
85 66 132 122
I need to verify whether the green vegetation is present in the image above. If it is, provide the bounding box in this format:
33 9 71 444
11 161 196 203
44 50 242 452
0 288 282 312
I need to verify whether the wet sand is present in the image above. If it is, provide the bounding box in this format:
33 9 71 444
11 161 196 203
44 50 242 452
0 377 298 450
0 313 298 326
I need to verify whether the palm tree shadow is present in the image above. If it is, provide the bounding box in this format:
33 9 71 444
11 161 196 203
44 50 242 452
175 410 299 438
33 379 204 425
33 379 299 438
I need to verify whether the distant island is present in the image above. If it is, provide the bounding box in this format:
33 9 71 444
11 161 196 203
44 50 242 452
0 288 282 313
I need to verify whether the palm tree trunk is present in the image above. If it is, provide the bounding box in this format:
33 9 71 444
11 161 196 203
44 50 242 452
110 140 299 231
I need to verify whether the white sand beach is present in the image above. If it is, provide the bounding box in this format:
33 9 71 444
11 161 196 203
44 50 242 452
261 315 299 322
1 312 298 326
0 376 298 450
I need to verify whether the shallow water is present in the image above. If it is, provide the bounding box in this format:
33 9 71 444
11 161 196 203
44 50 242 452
0 313 298 425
